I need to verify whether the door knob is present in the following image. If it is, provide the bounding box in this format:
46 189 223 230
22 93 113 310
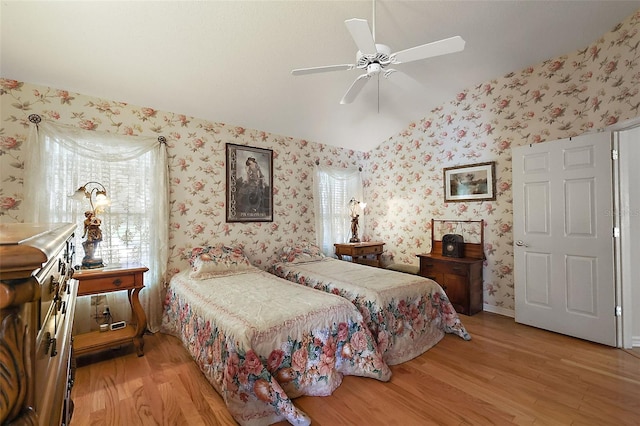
515 240 529 247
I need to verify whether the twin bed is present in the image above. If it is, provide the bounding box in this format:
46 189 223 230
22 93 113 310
162 243 470 425
269 242 471 365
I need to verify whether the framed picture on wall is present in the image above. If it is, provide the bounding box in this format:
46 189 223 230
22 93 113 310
443 161 496 202
226 143 273 222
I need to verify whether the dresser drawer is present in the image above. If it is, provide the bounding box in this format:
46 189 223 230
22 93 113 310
420 260 467 277
35 279 76 425
77 273 137 295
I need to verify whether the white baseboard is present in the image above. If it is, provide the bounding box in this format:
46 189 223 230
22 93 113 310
632 337 640 348
482 304 515 318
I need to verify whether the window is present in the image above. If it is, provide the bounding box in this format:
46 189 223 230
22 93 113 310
73 154 152 266
25 121 168 332
313 166 363 254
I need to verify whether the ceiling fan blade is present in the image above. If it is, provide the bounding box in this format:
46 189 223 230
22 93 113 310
345 18 377 55
391 36 465 64
340 73 371 104
291 64 355 76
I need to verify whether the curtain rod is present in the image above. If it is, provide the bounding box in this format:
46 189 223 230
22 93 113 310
315 159 362 171
28 114 166 144
316 160 362 172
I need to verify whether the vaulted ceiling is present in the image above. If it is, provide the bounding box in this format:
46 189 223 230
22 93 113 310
2 1 639 151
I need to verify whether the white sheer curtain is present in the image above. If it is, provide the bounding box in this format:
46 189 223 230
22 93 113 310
313 165 363 255
24 121 169 333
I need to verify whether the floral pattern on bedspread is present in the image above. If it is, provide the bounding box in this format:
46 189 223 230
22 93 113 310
161 270 391 426
269 258 471 365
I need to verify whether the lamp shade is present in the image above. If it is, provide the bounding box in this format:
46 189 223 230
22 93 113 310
70 188 87 202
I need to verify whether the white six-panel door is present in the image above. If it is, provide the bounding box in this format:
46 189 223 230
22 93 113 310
512 133 617 346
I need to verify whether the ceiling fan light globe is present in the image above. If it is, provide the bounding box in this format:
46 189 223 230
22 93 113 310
367 63 381 75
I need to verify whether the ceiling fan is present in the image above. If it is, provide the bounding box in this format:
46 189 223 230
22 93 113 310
291 1 465 105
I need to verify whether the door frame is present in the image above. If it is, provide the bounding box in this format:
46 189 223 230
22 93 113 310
611 117 640 349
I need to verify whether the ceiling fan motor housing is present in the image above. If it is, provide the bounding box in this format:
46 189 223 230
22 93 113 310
356 43 391 71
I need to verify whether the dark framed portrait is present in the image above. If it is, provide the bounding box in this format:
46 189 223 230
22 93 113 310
443 161 496 202
226 143 273 222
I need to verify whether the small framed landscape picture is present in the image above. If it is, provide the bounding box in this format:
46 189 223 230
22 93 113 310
443 161 496 203
226 143 273 222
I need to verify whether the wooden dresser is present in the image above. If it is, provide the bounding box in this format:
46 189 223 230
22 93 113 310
0 223 77 425
417 219 485 316
417 254 484 315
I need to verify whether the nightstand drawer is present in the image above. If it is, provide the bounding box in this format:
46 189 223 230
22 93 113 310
334 242 385 268
77 273 137 295
353 245 383 256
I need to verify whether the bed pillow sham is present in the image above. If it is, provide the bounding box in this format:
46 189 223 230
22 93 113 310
279 241 326 264
189 244 254 279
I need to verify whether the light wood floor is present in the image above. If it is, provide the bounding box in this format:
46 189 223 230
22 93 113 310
71 312 640 425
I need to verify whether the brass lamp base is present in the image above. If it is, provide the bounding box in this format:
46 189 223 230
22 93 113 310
81 257 104 269
349 214 360 243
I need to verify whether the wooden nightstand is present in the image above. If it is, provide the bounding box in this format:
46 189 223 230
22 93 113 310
334 242 384 267
73 264 148 357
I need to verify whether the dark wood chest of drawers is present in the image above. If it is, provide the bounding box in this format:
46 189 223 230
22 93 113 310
417 253 483 316
0 223 77 425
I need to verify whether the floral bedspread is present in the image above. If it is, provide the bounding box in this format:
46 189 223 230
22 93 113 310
269 258 471 365
161 269 391 426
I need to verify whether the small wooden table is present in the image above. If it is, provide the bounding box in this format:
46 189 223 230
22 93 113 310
334 241 385 267
73 264 148 357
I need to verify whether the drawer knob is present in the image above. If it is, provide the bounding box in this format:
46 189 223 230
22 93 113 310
50 337 57 357
50 276 59 295
112 278 123 286
44 332 57 357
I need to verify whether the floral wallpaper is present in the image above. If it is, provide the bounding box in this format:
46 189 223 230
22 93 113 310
0 81 364 277
364 10 640 313
1 9 639 316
